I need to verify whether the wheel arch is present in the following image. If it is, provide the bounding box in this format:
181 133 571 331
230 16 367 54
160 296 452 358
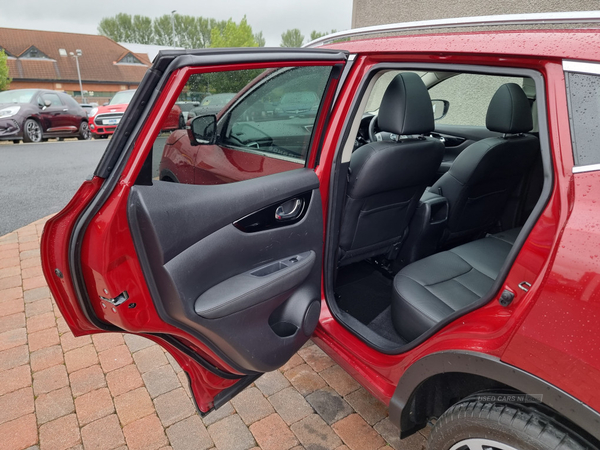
159 168 180 183
23 116 44 140
389 351 600 443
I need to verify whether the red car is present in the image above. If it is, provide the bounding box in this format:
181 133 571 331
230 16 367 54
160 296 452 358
42 12 600 450
89 89 183 139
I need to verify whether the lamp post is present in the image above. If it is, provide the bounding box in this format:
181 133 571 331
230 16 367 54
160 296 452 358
69 50 86 103
171 10 177 48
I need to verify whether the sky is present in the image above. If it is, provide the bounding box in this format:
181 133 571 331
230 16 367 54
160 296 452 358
0 0 353 47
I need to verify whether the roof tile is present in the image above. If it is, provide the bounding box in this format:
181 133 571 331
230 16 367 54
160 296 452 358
0 28 149 83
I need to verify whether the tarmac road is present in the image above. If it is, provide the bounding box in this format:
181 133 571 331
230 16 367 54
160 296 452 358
0 136 168 236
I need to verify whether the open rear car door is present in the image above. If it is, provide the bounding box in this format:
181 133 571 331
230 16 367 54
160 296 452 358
41 48 348 413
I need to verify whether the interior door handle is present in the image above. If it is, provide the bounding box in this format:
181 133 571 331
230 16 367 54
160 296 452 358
275 198 303 221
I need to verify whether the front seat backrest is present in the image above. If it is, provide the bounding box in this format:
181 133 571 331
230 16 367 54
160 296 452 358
431 83 539 246
338 72 444 266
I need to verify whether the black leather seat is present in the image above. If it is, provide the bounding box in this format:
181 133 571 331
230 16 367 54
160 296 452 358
338 73 444 266
391 228 520 341
430 83 539 246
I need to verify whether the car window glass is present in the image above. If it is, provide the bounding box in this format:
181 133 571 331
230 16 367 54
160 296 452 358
428 73 525 126
566 72 600 167
220 66 330 161
0 89 37 103
110 90 135 105
154 64 334 186
62 95 81 109
42 93 63 107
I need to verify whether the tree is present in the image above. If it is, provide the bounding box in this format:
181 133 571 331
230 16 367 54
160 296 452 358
210 16 258 49
0 50 11 91
254 31 266 47
310 30 337 41
310 29 349 44
131 15 154 44
280 29 304 47
153 15 175 46
98 13 137 43
209 16 261 93
98 13 230 49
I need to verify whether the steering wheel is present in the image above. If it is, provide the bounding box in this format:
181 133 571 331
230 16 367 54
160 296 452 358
368 113 379 142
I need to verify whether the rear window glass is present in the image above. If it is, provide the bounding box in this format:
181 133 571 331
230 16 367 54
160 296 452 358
566 72 600 166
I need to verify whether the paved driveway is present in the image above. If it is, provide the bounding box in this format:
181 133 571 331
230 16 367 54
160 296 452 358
0 137 168 236
0 216 431 450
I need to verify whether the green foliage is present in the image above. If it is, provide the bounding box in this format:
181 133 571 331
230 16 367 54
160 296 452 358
0 50 11 91
209 16 258 49
207 17 260 93
310 29 337 41
254 31 266 47
97 13 229 48
98 13 136 42
132 16 154 44
152 15 174 46
280 29 304 47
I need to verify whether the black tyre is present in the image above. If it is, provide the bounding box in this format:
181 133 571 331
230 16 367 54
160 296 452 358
77 121 91 140
429 400 593 450
178 114 185 129
23 119 42 143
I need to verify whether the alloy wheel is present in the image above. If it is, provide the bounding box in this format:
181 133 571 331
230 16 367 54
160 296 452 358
26 120 42 142
450 438 520 450
79 122 91 140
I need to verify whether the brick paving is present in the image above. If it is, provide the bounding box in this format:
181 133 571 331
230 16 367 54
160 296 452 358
0 216 431 450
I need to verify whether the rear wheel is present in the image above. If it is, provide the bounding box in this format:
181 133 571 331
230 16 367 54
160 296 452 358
429 400 590 450
77 121 91 140
178 114 185 129
23 119 42 143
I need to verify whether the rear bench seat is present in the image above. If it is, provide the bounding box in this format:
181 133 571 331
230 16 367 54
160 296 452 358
391 228 521 341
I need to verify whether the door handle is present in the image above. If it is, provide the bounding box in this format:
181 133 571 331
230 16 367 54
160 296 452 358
62 108 68 112
275 198 303 221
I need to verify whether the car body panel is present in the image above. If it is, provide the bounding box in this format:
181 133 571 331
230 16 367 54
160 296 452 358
501 171 600 413
90 90 181 138
160 132 302 184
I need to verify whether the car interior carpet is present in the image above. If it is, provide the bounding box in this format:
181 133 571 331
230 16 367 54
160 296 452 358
335 262 393 325
367 306 407 346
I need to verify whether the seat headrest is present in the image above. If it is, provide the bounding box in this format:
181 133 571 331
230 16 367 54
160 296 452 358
486 83 533 134
377 72 435 136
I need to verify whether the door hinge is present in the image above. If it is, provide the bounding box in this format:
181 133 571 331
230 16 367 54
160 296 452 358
99 291 129 307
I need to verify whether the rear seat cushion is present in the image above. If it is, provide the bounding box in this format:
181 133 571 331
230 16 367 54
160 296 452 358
391 229 520 341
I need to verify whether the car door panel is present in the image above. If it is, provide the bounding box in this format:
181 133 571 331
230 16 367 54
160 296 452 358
128 169 323 374
43 48 346 412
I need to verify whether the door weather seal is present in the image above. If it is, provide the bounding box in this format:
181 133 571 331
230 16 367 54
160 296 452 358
155 334 248 380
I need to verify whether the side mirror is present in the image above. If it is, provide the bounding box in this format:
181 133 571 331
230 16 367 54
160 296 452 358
188 114 217 146
44 99 52 107
431 99 449 121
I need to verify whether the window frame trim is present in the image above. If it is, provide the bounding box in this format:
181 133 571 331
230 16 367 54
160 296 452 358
563 59 600 173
